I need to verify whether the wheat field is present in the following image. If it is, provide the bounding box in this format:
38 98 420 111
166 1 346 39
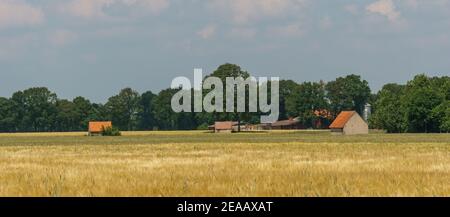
0 131 449 196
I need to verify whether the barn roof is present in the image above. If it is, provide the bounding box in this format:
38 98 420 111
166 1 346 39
89 121 112 133
314 109 332 118
329 111 356 129
214 121 238 130
271 118 300 127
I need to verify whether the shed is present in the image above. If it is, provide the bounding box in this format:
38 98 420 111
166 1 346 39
271 117 304 130
329 111 368 135
88 121 112 136
213 121 238 133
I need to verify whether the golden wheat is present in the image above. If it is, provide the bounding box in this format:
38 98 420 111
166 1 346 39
0 131 449 196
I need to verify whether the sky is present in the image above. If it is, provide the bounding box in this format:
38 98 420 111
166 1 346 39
0 0 449 102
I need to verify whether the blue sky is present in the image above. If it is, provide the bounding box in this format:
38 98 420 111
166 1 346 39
0 0 449 102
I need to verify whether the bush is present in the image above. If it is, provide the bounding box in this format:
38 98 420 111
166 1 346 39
196 123 210 130
101 126 121 136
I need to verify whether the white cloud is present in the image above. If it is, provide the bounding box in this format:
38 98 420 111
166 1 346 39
0 0 44 28
197 25 217 39
366 0 401 22
63 0 169 18
208 0 307 25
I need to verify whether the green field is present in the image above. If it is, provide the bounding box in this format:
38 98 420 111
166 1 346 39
0 131 449 196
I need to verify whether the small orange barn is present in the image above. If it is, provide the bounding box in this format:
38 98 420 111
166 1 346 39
88 121 112 136
330 111 368 135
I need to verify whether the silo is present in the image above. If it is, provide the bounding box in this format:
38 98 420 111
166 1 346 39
363 103 372 122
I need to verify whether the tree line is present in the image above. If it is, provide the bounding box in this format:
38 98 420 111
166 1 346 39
0 63 448 133
370 74 449 133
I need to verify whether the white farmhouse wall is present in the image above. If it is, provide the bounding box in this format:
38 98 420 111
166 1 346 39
343 114 369 135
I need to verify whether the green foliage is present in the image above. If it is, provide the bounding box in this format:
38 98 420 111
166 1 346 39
431 101 450 133
11 87 58 132
441 112 450 133
370 84 406 133
105 88 141 131
286 81 329 128
326 74 371 116
152 88 197 130
208 63 250 82
403 75 446 133
196 123 210 130
138 91 157 130
73 96 94 130
55 99 78 132
101 126 122 136
279 80 301 120
206 63 254 130
0 97 15 132
371 75 449 133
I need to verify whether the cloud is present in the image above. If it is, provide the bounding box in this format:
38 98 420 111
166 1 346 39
208 0 307 25
0 0 45 28
63 0 113 19
197 25 217 39
366 0 401 22
63 0 169 18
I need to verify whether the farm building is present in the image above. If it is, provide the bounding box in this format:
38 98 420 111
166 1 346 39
208 124 215 131
256 123 272 130
210 121 258 132
212 121 238 133
271 117 304 130
88 121 112 136
272 111 332 130
329 111 368 135
313 109 333 129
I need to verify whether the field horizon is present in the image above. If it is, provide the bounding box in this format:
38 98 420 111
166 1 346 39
0 131 449 197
